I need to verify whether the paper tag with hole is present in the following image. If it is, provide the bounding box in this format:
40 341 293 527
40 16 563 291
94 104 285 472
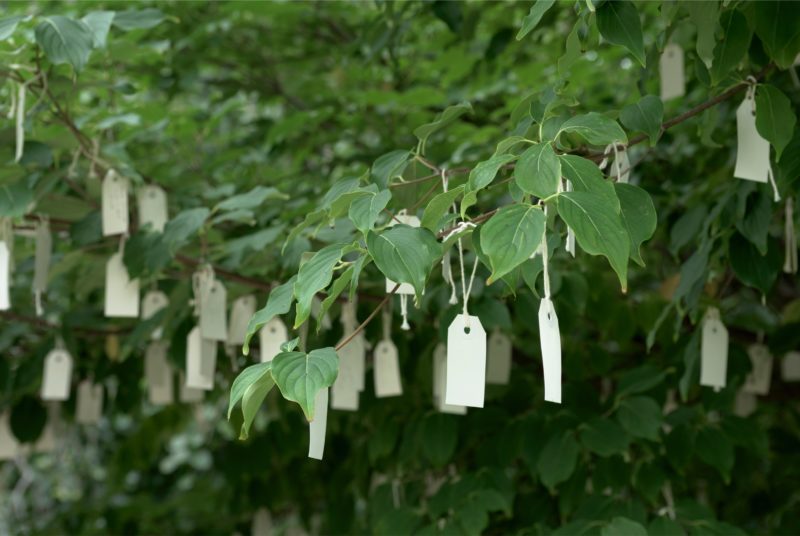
141 290 168 340
781 351 800 382
200 279 228 342
179 371 204 403
374 339 403 397
33 219 51 300
76 380 103 424
743 343 773 395
308 387 328 460
734 388 757 417
538 298 561 403
0 411 19 460
252 508 274 536
105 252 140 318
700 307 728 390
330 335 364 410
41 348 73 401
445 314 486 407
102 170 130 236
734 86 771 183
137 185 168 232
385 214 420 295
185 326 217 390
259 317 288 363
0 240 9 311
330 374 360 411
486 329 512 385
228 294 256 345
659 43 685 101
433 343 467 414
145 341 174 405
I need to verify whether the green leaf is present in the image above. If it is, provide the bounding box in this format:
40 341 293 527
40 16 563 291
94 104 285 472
686 0 719 69
293 244 345 328
421 413 458 466
161 208 209 254
82 11 115 48
283 209 325 254
557 112 627 146
596 0 646 67
514 143 561 198
317 265 353 333
422 185 463 232
366 225 441 300
736 188 772 255
516 0 556 40
710 9 751 85
242 276 297 355
751 1 800 69
649 517 687 536
479 204 545 284
560 155 618 208
112 8 166 31
556 191 630 291
414 102 472 152
616 396 662 441
579 418 631 457
601 517 648 536
619 95 663 146
271 347 339 421
349 189 392 235
615 183 657 266
214 186 287 212
372 150 410 189
35 16 95 72
537 431 579 490
557 19 583 75
729 233 781 294
228 362 274 439
0 15 25 40
461 153 517 217
0 181 33 218
755 84 796 161
696 427 734 482
616 364 667 398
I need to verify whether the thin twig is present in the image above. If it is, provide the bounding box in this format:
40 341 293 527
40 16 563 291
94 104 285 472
335 283 399 351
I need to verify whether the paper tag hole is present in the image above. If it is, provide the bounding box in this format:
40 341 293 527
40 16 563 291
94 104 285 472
463 326 471 334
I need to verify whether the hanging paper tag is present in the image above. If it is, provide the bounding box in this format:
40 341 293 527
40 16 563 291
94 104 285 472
743 343 773 395
374 339 403 397
700 307 728 390
339 302 366 391
785 198 798 274
200 279 228 342
385 214 420 295
137 185 168 233
76 380 104 424
538 298 562 403
781 351 800 382
445 314 486 408
101 170 130 236
105 252 140 318
145 341 174 405
228 294 256 345
179 371 205 403
486 329 512 385
330 375 360 411
564 181 576 257
613 147 631 184
141 290 168 340
734 86 771 184
33 219 52 314
0 412 19 460
185 326 217 390
0 240 9 310
659 43 685 101
433 343 466 414
308 387 329 460
259 317 288 363
41 348 73 401
734 388 757 417
252 508 274 536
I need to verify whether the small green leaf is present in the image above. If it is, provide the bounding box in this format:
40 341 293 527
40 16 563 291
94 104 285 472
751 1 800 69
293 244 346 329
372 150 410 189
558 20 583 75
616 396 662 441
579 418 631 457
755 84 796 161
516 0 556 40
366 225 441 300
317 265 354 333
559 155 618 208
514 143 561 198
537 431 579 490
461 153 517 217
414 102 472 152
710 9 752 85
82 11 115 48
349 189 392 235
35 16 94 72
696 426 735 482
0 15 25 41
557 112 627 146
619 95 663 146
479 204 545 284
112 8 166 31
271 347 339 421
228 362 274 439
729 233 781 294
422 185 463 232
161 208 210 254
615 183 657 266
601 517 648 536
243 276 297 355
686 0 719 69
214 186 287 212
596 0 646 67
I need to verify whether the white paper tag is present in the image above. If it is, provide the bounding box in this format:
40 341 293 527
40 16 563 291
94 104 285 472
105 252 140 318
185 326 217 391
564 180 576 257
179 371 205 403
251 508 274 536
0 241 9 310
385 214 420 295
743 343 773 395
330 375 360 411
445 314 486 407
781 351 800 382
228 294 256 345
308 387 329 460
374 339 403 397
33 220 51 296
101 170 130 236
145 341 174 405
659 43 685 101
141 290 168 340
0 411 19 460
486 329 512 385
200 279 228 342
76 380 103 424
41 348 73 401
137 185 168 233
734 87 771 183
700 307 728 390
612 147 631 184
734 388 757 417
538 298 562 403
433 343 466 414
259 317 288 363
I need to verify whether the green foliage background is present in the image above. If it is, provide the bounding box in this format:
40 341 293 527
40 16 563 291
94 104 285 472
1 1 800 534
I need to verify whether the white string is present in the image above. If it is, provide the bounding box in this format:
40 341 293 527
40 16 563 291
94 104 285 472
15 82 25 163
399 295 410 331
441 221 476 243
382 302 392 340
456 235 479 327
440 168 457 304
767 167 781 202
785 197 797 274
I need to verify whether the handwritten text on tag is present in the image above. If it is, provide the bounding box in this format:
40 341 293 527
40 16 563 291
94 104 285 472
102 170 130 236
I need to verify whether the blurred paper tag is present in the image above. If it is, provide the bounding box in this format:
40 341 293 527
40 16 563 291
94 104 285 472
308 388 329 460
141 290 168 340
200 279 228 341
613 147 631 184
105 252 140 318
228 294 256 345
33 219 51 294
374 339 403 397
659 43 685 101
782 351 800 382
486 329 512 385
185 326 217 391
385 214 420 295
734 86 770 183
331 333 363 410
539 298 561 403
700 307 728 389
734 388 757 417
101 170 129 236
259 317 288 363
0 241 10 310
137 185 168 232
145 341 174 405
433 343 466 414
0 412 19 460
330 375 359 411
179 371 204 403
743 343 773 395
41 348 73 401
76 380 103 424
445 314 486 407
251 508 273 536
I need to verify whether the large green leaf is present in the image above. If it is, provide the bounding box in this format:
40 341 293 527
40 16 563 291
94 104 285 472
579 418 631 457
35 16 94 72
82 11 115 48
214 186 287 212
0 15 25 40
557 113 627 146
516 0 556 40
696 427 735 482
0 181 33 218
559 155 618 208
514 143 561 198
616 396 662 441
371 150 410 189
536 431 579 490
112 8 166 31
751 1 800 69
161 208 209 253
293 244 345 328
596 0 646 67
619 95 663 146
414 102 472 152
686 0 719 68
710 9 751 85
556 191 630 291
479 204 545 284
242 276 297 355
755 84 796 162
227 362 274 439
615 183 657 266
366 225 441 300
271 347 339 421
601 517 647 536
729 233 781 294
349 189 392 235
461 153 517 217
422 185 463 232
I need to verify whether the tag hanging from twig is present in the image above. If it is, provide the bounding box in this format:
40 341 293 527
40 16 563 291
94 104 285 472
259 317 288 363
781 351 800 382
185 326 217 391
76 380 104 424
785 197 798 274
33 218 51 316
41 346 73 401
228 295 256 346
145 341 174 405
433 343 467 414
102 170 130 236
743 343 773 395
700 307 728 390
308 388 329 460
538 297 562 403
659 43 685 101
486 328 512 385
445 314 486 408
200 278 228 342
137 185 168 233
141 290 168 340
105 245 140 318
734 84 780 201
